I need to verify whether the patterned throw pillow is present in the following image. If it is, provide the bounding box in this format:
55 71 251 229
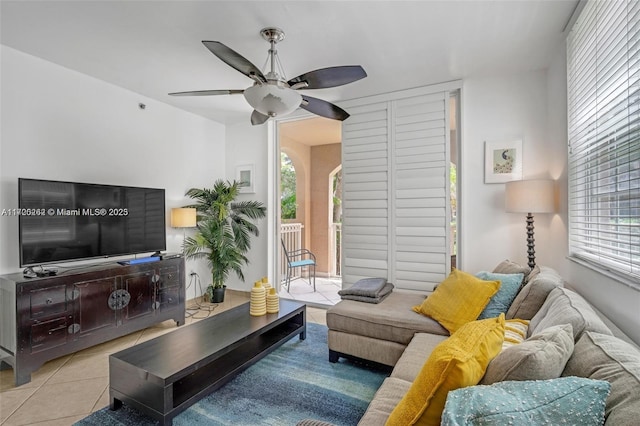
442 377 611 426
502 318 529 350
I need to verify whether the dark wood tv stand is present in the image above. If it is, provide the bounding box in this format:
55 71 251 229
0 256 185 386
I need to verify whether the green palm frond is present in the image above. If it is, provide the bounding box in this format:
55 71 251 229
182 179 266 288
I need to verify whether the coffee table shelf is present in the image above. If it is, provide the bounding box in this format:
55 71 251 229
109 300 306 425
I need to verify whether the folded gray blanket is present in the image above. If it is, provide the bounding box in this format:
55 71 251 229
338 277 389 297
340 282 394 304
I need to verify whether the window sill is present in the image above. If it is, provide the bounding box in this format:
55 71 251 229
567 255 640 291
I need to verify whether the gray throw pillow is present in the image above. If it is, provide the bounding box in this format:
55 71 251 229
492 259 531 279
529 287 612 340
505 269 560 320
481 323 574 385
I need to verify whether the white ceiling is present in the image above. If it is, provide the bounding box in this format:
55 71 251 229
0 1 578 125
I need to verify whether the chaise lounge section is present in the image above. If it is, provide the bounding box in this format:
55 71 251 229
328 291 448 367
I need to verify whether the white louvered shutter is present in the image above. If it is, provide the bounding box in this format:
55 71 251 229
342 86 452 291
342 102 390 285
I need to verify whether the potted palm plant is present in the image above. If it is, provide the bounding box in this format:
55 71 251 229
182 179 267 303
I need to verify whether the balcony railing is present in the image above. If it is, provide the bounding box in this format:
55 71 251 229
280 223 303 282
280 222 342 281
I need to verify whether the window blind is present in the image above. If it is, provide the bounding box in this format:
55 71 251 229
567 0 640 283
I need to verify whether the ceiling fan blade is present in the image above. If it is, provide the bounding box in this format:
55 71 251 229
251 110 270 126
288 66 367 89
300 96 350 121
168 89 244 96
202 41 266 83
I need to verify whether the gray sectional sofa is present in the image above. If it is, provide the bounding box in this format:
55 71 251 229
324 263 640 425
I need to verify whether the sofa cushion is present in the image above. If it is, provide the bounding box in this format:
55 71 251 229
476 271 523 319
529 287 612 340
492 259 538 282
412 269 500 333
505 266 562 320
481 323 574 385
327 291 448 346
390 333 448 383
386 315 505 426
562 331 640 425
358 377 411 426
442 377 610 426
328 330 408 367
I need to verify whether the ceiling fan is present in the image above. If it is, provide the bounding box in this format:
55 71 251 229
169 27 367 125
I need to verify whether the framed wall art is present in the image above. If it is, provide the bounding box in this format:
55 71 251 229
484 139 523 183
236 164 255 193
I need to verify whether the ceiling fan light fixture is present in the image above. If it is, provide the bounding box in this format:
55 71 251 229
243 84 302 117
170 27 366 124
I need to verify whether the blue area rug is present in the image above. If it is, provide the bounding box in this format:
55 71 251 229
75 322 388 426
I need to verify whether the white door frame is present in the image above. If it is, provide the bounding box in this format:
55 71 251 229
267 112 315 290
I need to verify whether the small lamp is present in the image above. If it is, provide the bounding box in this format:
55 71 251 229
171 208 197 252
171 207 197 228
505 180 555 269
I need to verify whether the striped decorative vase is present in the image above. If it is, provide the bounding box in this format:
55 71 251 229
266 287 279 314
250 281 267 316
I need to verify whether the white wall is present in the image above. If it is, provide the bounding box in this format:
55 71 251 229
460 48 639 344
0 46 227 302
461 69 559 272
223 121 270 291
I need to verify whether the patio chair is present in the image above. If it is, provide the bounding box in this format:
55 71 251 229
281 238 316 292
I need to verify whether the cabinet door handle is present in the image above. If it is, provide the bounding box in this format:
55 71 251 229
68 289 80 301
48 325 66 334
46 298 53 305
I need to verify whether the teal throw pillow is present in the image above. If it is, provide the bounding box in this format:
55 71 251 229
441 377 611 426
476 272 523 319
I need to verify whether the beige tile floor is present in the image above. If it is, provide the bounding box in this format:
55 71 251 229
0 290 328 426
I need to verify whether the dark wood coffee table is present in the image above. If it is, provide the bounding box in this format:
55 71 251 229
109 299 306 425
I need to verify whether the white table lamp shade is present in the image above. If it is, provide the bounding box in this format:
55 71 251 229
505 180 555 213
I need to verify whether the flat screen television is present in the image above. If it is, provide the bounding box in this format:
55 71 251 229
18 178 166 267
